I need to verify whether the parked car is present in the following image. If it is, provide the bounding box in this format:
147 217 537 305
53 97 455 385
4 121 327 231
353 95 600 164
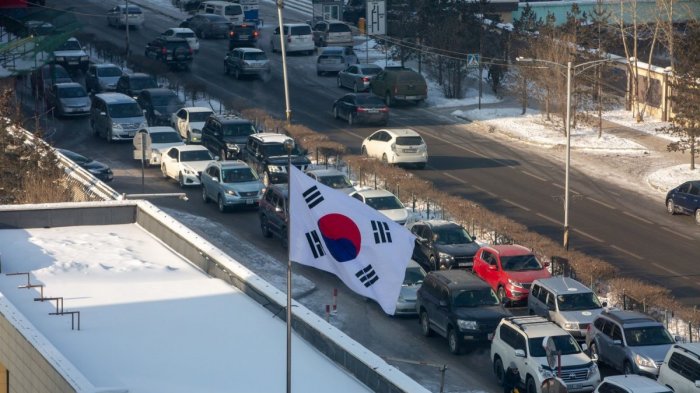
528 277 605 340
337 63 383 92
228 22 260 49
316 46 358 76
332 93 388 126
51 37 89 73
349 188 408 225
116 73 158 99
90 93 147 142
304 168 355 194
270 23 314 55
85 63 123 93
201 160 265 212
666 180 700 224
657 342 700 393
31 64 72 98
417 270 511 354
160 145 216 187
394 260 427 316
22 20 55 37
311 21 353 47
472 245 551 305
188 14 231 39
46 82 91 117
171 106 214 143
107 4 145 29
243 133 310 185
259 183 289 245
136 88 184 126
407 220 480 271
57 149 113 182
201 114 258 160
361 128 428 168
595 375 674 393
370 66 428 106
197 0 244 24
224 47 270 80
133 126 184 165
144 37 193 70
585 310 679 378
491 316 600 393
161 27 200 53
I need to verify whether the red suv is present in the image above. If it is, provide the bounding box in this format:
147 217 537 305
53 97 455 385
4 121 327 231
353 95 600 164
471 245 550 305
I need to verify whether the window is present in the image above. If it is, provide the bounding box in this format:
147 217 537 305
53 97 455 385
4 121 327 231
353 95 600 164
689 186 700 196
546 292 556 310
530 285 541 299
537 287 549 303
395 136 423 146
529 335 581 357
623 326 673 346
347 66 357 74
668 352 700 382
482 251 497 266
611 324 623 341
679 183 691 193
594 318 607 332
410 224 424 238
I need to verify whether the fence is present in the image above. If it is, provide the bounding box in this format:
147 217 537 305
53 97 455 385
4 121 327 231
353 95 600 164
620 291 700 343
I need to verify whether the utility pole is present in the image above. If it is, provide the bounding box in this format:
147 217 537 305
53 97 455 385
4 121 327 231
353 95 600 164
125 0 130 61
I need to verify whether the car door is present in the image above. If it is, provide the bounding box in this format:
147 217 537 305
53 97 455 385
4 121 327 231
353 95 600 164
340 65 355 88
365 131 385 158
339 96 354 119
432 287 450 336
174 109 187 137
545 291 557 320
535 286 550 317
164 148 180 178
687 185 700 214
608 324 627 370
673 182 692 213
410 224 429 265
479 250 500 290
371 71 386 96
596 319 613 364
95 99 109 137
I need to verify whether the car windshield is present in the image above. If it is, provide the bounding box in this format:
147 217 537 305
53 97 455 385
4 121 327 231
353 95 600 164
180 150 213 161
243 52 267 61
44 66 71 80
57 86 86 98
189 111 213 122
57 40 81 51
403 266 425 286
365 195 404 210
529 335 582 357
108 103 143 118
317 174 352 189
328 23 350 32
151 95 181 107
130 76 158 90
262 143 303 157
223 123 256 137
433 225 474 245
355 96 384 106
208 15 229 23
222 167 258 183
150 132 181 144
624 326 674 347
60 150 89 164
361 66 382 75
225 5 242 15
290 26 311 35
97 67 122 77
501 254 543 271
396 136 423 146
453 288 500 307
556 292 602 311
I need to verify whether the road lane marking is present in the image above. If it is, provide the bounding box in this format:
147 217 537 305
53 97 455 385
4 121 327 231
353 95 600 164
471 185 498 197
502 199 531 212
551 183 580 194
622 211 653 225
586 196 616 210
521 170 547 182
660 226 694 241
610 244 643 260
442 172 467 184
573 228 604 243
651 263 689 280
536 213 562 225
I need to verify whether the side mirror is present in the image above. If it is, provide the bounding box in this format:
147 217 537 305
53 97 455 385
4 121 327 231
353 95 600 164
211 177 219 183
590 353 599 362
613 339 622 346
694 381 700 388
514 349 525 358
544 261 551 267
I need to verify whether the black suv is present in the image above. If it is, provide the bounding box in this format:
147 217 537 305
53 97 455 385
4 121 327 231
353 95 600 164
136 88 184 126
243 133 310 186
228 22 259 50
416 270 511 354
259 184 288 246
144 37 193 70
201 114 258 160
407 220 480 271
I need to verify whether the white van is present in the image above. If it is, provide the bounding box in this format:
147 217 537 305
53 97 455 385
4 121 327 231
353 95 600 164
197 1 244 24
658 343 700 393
270 23 314 55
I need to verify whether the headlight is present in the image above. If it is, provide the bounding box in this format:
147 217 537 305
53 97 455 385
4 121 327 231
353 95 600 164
182 167 195 175
635 354 656 368
225 189 238 196
456 319 477 330
87 168 101 174
587 362 599 379
538 365 554 379
191 128 202 135
80 56 89 61
438 252 454 263
112 122 124 130
268 165 284 173
563 322 578 330
508 279 524 288
55 56 65 62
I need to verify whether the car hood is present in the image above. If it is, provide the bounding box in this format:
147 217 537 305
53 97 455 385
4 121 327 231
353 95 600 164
436 242 480 257
53 50 86 57
630 344 674 362
399 285 419 301
151 142 185 153
59 97 90 107
534 353 593 369
505 269 551 284
267 156 311 166
181 161 212 172
378 208 408 223
557 309 603 325
221 180 264 194
453 305 510 321
99 76 121 86
188 121 206 132
82 160 110 172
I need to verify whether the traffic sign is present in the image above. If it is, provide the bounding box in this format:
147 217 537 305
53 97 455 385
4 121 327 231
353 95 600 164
467 53 480 68
366 0 386 35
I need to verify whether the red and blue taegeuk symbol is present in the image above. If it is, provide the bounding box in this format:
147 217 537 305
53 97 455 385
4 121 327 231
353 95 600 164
317 213 361 262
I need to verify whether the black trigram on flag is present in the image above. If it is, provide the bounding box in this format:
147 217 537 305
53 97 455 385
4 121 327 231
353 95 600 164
355 264 379 288
303 185 324 209
371 220 392 244
305 230 325 258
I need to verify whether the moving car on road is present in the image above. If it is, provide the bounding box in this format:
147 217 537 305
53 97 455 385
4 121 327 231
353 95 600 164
312 21 353 47
201 114 258 160
228 22 260 49
316 46 358 76
160 145 216 187
90 93 147 142
188 13 231 39
666 180 700 224
52 37 89 73
394 260 427 316
332 93 388 126
270 23 314 55
116 73 158 99
259 183 289 246
171 106 214 143
46 82 91 117
361 128 428 168
407 220 480 271
224 48 270 80
370 66 428 106
201 160 264 212
595 375 673 393
337 63 383 92
107 4 145 29
144 37 193 70
161 27 200 53
657 342 700 393
243 133 310 185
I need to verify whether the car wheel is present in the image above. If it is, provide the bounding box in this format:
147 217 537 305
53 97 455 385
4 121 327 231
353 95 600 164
260 215 273 238
336 77 342 88
385 92 393 107
419 311 433 337
623 360 634 375
666 199 676 215
353 83 359 93
695 209 700 225
526 376 537 393
178 172 185 188
493 357 505 385
447 327 462 355
361 146 368 156
217 195 227 213
202 186 210 203
235 68 241 80
348 112 354 126
498 286 509 306
333 106 339 119
161 164 168 178
262 171 270 186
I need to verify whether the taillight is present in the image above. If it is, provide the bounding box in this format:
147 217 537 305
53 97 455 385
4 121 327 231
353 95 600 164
253 31 259 38
229 30 235 37
362 77 370 82
356 107 367 112
379 107 389 112
161 47 167 55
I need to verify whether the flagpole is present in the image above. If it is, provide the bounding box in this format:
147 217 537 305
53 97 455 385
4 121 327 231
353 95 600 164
284 138 295 393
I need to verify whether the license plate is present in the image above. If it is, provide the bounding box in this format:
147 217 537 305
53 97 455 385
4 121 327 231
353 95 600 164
68 61 78 65
127 131 135 137
488 333 494 340
403 149 417 153
246 199 255 205
240 35 249 39
568 384 582 390
458 262 470 267
405 95 420 100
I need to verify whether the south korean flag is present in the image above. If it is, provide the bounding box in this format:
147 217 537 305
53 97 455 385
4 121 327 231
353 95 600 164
288 165 415 315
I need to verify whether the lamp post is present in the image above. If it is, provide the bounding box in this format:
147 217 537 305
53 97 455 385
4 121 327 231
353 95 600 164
276 0 292 125
284 137 295 393
516 56 614 251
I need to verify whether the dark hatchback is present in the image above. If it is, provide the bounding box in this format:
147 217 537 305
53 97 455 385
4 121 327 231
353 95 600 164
116 73 158 99
408 220 480 271
666 180 700 224
332 93 388 126
228 23 260 49
57 149 113 182
201 114 258 160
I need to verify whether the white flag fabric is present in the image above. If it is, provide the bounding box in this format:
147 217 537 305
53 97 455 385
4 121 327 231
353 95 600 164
288 165 415 315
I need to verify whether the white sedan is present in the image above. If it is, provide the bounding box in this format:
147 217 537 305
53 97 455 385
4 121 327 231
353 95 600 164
361 128 428 169
133 126 184 165
170 106 214 143
350 188 409 225
160 145 216 187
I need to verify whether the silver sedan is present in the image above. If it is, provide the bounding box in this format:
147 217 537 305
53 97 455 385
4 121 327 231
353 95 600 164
337 63 383 92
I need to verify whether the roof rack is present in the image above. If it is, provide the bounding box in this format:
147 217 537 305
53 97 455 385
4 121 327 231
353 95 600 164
507 316 551 329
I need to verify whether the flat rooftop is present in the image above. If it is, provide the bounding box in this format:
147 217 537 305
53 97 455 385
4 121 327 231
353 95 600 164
0 223 372 393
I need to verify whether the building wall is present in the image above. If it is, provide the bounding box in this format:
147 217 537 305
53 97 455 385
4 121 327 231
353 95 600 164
0 315 75 393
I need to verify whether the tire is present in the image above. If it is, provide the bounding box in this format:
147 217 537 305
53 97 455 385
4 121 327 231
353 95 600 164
202 186 210 203
260 215 272 238
666 199 676 215
493 357 505 385
178 172 185 188
361 146 368 156
419 311 433 337
333 106 339 119
385 92 393 107
447 327 462 355
336 77 342 88
348 112 354 126
623 360 634 375
217 195 227 213
526 376 537 393
161 164 168 178
498 286 509 306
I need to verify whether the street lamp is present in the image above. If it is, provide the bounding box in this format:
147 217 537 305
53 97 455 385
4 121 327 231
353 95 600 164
276 0 292 125
516 56 614 250
283 137 295 393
